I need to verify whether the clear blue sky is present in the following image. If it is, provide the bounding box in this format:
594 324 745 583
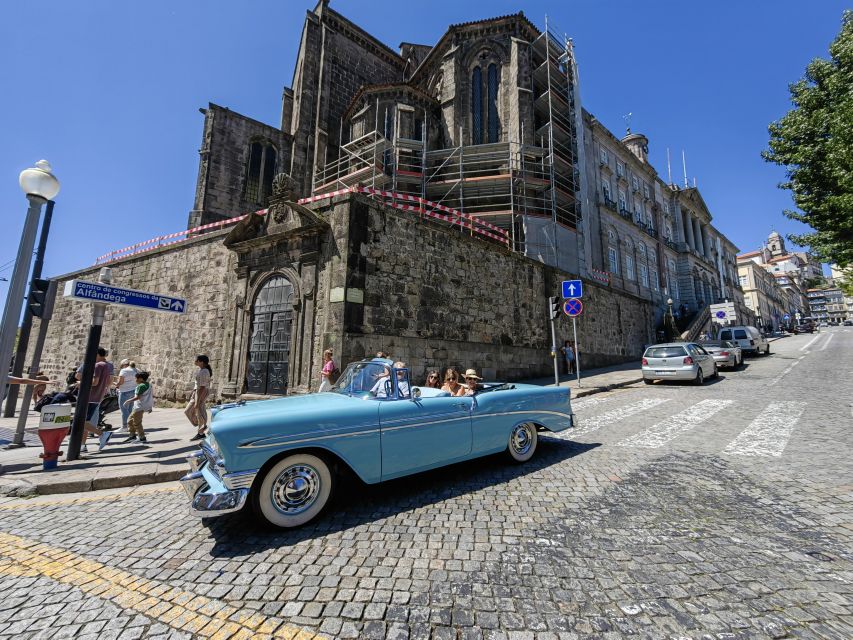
0 0 847 309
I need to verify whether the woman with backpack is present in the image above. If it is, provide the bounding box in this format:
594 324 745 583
188 355 213 441
319 348 338 392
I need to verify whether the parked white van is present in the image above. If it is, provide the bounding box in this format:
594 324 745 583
717 325 769 356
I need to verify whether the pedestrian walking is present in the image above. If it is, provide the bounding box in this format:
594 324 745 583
187 355 212 441
121 371 154 444
75 347 113 453
561 340 575 374
319 349 337 392
114 359 138 430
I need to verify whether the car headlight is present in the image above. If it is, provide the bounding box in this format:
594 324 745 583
206 433 221 458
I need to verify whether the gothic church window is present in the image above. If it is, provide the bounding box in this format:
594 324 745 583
471 59 501 144
244 141 277 205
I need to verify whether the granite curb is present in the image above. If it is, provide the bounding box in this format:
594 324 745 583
0 466 188 498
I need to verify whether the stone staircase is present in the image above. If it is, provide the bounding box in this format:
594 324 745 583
680 305 710 341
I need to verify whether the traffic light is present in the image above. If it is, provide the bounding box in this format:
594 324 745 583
549 296 560 320
28 278 53 318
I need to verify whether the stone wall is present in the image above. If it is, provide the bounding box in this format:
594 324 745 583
188 104 292 229
319 194 654 382
32 231 236 404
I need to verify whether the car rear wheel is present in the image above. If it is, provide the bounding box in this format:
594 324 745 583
506 422 538 463
253 453 333 528
643 378 654 385
694 368 705 386
765 345 771 356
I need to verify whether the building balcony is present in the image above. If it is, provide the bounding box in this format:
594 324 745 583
641 225 658 239
664 238 678 251
602 196 617 211
618 207 632 221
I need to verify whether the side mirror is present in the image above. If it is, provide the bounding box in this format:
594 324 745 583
411 387 422 400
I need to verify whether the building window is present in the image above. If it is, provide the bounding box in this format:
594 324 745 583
639 263 649 288
663 200 670 214
616 161 624 177
244 141 277 204
665 223 673 241
646 210 655 230
739 275 748 287
471 66 483 145
602 180 611 200
643 183 651 199
600 148 609 165
487 64 499 143
626 255 635 280
618 190 627 211
650 268 659 291
608 246 619 274
632 175 640 191
638 243 647 258
634 202 644 223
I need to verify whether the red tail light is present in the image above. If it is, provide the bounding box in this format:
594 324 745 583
719 351 729 357
683 356 694 365
642 358 648 366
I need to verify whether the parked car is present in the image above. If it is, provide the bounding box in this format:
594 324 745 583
843 320 853 327
819 321 829 328
717 325 770 356
698 340 743 368
793 322 815 334
180 359 577 528
642 342 718 385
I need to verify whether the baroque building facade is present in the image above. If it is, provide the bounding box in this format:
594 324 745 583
36 2 747 400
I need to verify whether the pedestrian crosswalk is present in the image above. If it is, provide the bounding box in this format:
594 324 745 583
555 396 809 458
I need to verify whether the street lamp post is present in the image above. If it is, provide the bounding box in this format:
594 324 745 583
666 297 674 340
0 161 60 408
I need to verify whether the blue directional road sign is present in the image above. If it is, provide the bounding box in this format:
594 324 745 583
562 279 583 299
563 298 583 317
63 279 187 314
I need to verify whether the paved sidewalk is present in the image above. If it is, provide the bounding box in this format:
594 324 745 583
522 359 643 397
0 407 196 497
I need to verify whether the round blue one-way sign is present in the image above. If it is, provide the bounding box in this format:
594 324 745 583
563 298 583 317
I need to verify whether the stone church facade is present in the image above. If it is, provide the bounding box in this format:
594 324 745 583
35 1 743 402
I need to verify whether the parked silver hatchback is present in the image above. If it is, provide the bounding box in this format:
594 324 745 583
642 342 718 385
698 340 743 369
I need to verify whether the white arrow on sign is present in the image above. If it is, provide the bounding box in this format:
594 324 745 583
567 284 577 296
171 300 184 312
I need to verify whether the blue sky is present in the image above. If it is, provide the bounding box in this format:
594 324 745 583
0 0 847 309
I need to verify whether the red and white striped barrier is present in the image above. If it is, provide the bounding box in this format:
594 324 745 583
590 268 611 285
297 186 510 246
95 209 268 265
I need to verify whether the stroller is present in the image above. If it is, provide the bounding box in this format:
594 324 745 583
35 388 121 430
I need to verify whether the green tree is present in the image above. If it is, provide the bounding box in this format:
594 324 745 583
763 10 853 268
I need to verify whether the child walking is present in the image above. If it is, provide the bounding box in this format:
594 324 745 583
121 372 154 444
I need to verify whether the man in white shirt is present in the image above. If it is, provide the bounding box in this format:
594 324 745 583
370 361 410 398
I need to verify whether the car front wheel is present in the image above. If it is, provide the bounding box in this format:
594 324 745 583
253 453 333 528
506 422 538 463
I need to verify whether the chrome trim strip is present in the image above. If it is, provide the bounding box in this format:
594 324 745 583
186 450 205 472
239 421 380 447
179 470 206 500
238 428 380 449
222 469 258 490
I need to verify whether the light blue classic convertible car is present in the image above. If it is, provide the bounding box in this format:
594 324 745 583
181 359 576 528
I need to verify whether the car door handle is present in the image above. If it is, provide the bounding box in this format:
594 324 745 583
454 402 469 410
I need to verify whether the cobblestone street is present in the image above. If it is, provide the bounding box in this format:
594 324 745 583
0 329 851 639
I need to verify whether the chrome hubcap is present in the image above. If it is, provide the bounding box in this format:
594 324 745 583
271 464 321 514
510 424 533 456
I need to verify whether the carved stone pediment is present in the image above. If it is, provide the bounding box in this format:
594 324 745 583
224 173 329 250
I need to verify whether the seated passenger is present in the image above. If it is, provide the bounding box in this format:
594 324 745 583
394 362 411 398
462 369 482 396
423 370 441 389
441 368 464 396
370 367 392 397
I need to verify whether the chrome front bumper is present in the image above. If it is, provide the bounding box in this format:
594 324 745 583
180 448 257 518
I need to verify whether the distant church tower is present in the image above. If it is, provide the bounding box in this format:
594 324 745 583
767 230 786 257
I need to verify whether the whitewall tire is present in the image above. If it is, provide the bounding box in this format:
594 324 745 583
254 453 333 528
506 422 538 463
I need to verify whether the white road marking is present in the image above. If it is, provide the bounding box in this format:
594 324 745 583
723 401 807 457
571 395 615 412
617 399 734 448
801 334 821 351
820 334 835 351
562 398 671 438
768 355 806 386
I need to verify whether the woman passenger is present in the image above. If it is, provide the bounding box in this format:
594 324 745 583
441 368 464 396
424 370 441 389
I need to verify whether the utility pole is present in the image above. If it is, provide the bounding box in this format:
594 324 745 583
4 200 55 417
67 267 112 461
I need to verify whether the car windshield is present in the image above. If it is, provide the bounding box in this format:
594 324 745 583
645 346 687 358
331 361 392 396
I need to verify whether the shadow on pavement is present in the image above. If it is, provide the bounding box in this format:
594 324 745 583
203 439 601 553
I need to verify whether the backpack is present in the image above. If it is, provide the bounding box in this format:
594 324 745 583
139 385 155 412
328 367 341 384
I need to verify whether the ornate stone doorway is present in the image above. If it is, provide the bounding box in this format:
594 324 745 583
247 276 293 395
